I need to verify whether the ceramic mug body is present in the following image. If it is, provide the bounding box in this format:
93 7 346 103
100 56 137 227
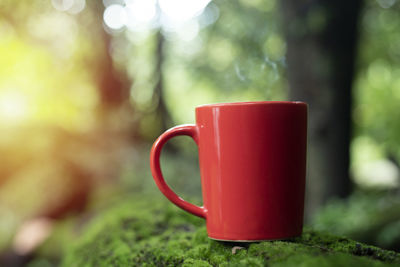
150 101 307 241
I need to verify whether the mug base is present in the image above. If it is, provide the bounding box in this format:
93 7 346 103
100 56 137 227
208 234 301 243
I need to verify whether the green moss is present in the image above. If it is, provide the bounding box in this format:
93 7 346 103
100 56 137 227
62 197 400 267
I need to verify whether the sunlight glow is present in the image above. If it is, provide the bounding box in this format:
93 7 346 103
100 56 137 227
104 4 127 30
68 0 86 14
159 0 211 22
176 20 199 41
0 91 29 123
52 0 74 11
126 0 156 23
103 0 212 34
125 0 157 32
52 0 86 14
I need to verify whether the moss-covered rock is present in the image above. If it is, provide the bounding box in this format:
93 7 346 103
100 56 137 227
62 197 400 267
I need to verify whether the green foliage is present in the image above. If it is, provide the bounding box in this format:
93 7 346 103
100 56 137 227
312 191 400 250
119 144 202 200
62 197 400 266
353 0 400 161
162 0 287 125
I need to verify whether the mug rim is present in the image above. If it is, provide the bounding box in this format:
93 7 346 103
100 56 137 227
196 101 307 109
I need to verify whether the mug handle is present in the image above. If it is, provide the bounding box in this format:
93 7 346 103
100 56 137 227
150 124 207 219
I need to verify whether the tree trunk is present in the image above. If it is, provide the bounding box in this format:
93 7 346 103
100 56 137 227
88 1 130 109
153 31 172 134
280 0 363 217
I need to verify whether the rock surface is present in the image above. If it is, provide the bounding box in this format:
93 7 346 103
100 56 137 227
62 197 400 267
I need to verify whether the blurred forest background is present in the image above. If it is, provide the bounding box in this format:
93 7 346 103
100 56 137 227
0 0 400 265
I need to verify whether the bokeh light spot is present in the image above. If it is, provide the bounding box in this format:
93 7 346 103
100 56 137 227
103 4 127 30
51 0 74 11
0 91 29 123
159 0 211 22
177 20 199 42
68 0 86 14
126 0 156 23
376 0 396 9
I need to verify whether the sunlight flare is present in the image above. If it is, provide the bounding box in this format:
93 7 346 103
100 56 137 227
0 91 30 123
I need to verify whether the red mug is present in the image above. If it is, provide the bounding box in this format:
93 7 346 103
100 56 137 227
150 101 307 241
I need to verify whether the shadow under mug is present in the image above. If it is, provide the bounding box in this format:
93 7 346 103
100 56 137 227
150 101 308 241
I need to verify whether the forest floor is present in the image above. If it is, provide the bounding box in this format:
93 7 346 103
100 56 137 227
58 197 400 267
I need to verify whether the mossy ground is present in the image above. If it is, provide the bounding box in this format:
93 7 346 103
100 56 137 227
62 196 400 267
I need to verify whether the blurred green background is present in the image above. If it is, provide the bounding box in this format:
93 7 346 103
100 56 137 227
0 0 400 265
